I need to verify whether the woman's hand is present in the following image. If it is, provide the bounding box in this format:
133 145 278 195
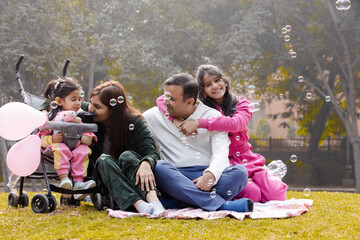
52 132 63 143
192 172 215 192
179 119 199 136
135 161 156 192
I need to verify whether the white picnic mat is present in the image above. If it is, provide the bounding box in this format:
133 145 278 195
106 198 313 220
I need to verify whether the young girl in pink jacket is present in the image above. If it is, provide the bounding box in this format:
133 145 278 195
157 65 288 203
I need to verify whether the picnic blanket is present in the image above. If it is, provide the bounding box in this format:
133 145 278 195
106 198 313 220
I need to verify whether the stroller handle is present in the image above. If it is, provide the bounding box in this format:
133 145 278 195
63 59 70 77
15 55 25 93
15 55 24 77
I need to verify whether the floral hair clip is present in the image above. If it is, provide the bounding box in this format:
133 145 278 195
54 81 60 90
109 96 125 107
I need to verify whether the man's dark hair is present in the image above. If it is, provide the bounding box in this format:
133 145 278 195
162 73 198 105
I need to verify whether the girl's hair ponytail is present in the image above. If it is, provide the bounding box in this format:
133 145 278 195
43 77 81 120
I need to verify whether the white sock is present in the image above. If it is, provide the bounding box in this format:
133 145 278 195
150 201 166 216
138 201 154 214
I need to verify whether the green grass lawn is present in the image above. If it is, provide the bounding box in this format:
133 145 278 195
0 191 359 239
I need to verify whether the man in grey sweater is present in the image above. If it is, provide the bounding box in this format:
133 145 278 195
143 73 253 212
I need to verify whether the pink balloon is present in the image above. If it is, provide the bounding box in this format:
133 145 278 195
7 135 41 176
0 102 47 140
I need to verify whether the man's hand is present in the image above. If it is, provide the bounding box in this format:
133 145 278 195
179 119 199 136
52 132 63 143
135 161 156 192
192 172 215 192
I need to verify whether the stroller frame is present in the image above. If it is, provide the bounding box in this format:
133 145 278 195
7 56 106 213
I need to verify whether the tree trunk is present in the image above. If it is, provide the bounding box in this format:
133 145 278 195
307 103 332 186
87 56 96 100
352 140 360 193
307 70 335 186
0 137 10 192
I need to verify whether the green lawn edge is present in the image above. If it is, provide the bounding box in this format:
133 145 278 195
0 191 359 239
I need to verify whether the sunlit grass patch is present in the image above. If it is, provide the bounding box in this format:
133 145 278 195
0 191 359 239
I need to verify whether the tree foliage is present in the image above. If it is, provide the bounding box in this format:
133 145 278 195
0 0 359 189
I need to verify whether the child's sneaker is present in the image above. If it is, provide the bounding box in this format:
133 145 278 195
73 180 96 200
59 178 72 198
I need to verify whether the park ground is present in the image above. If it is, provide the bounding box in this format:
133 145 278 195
0 190 360 239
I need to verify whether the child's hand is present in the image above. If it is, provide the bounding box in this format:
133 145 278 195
73 117 82 123
179 119 199 136
52 132 63 143
173 118 183 128
81 135 93 146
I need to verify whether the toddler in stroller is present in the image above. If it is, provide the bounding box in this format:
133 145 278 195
40 77 97 200
6 57 103 213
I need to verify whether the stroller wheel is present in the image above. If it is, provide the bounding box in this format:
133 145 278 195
8 192 19 208
19 191 29 208
31 194 49 213
48 195 57 212
92 193 103 211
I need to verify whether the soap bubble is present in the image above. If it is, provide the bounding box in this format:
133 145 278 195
303 188 311 196
247 85 256 94
164 92 171 100
195 152 200 159
298 76 304 83
290 51 297 58
236 152 240 157
128 124 135 130
267 160 287 180
109 98 117 106
227 190 232 196
249 102 260 113
236 136 240 141
290 154 298 163
210 191 216 198
279 94 284 99
284 35 290 42
306 93 312 99
117 96 124 104
325 96 331 102
285 25 292 32
281 27 287 34
79 90 85 98
242 159 248 166
207 179 213 186
50 101 58 109
336 0 351 10
100 154 106 160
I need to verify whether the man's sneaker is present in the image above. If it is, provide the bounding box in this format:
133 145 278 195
59 178 73 198
73 180 96 200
